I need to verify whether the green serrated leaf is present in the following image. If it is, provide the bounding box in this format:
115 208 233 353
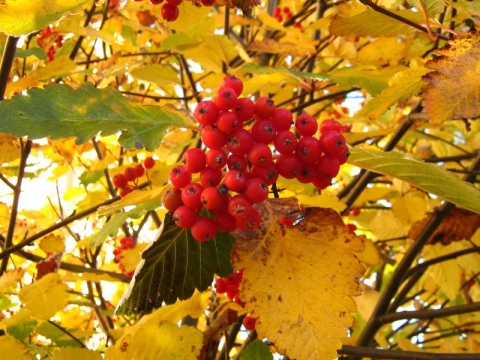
0 0 90 36
115 213 234 315
348 146 480 214
241 63 330 81
240 340 274 360
0 83 196 151
6 319 38 341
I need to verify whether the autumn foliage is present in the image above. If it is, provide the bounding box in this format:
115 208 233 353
0 0 479 359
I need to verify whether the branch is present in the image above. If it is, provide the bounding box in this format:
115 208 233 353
339 345 480 360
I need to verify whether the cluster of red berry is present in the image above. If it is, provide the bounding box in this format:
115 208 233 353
214 270 257 331
112 157 156 197
161 76 349 241
113 236 136 277
36 26 64 62
133 0 215 22
273 6 303 31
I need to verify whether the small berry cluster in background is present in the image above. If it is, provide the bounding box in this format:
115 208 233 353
162 76 349 242
273 6 303 31
133 0 216 22
112 157 155 197
36 26 64 62
113 236 136 277
214 270 257 331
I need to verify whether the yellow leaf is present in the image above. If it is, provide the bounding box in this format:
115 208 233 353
296 193 347 213
0 335 31 360
39 234 65 254
19 273 69 320
98 186 166 216
421 32 480 124
391 192 428 224
106 324 203 360
52 347 102 360
0 134 20 164
354 284 380 322
232 199 365 360
356 237 382 267
0 268 24 295
119 244 148 272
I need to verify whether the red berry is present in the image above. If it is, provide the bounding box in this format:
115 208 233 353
214 212 237 232
316 155 340 180
194 101 219 126
200 0 215 5
220 76 243 96
349 208 360 216
233 97 255 122
228 194 253 219
144 157 156 169
223 170 247 192
200 166 223 187
201 186 226 210
274 130 297 154
243 177 269 203
166 0 182 5
227 129 254 155
236 207 261 230
254 97 275 118
120 187 132 197
227 154 248 171
191 217 217 242
161 4 180 21
312 175 331 190
272 108 293 131
113 174 128 188
276 153 302 179
251 161 279 185
243 316 257 331
320 131 347 156
181 183 205 210
345 223 357 232
320 118 342 134
134 164 145 178
173 205 197 228
251 119 276 144
183 148 206 173
296 164 316 184
247 143 273 166
124 167 137 181
214 87 238 111
120 236 135 249
295 113 318 137
162 187 183 212
169 165 192 188
295 136 322 165
215 277 228 293
206 148 228 169
217 111 243 134
201 126 228 150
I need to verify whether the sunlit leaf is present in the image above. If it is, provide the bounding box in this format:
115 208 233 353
0 0 90 36
52 347 102 360
0 335 31 360
39 234 65 254
0 134 20 164
330 10 421 37
18 273 69 320
421 32 480 124
240 339 274 360
232 198 365 360
348 146 480 214
0 268 24 295
129 64 181 86
6 319 37 341
407 0 447 16
97 187 165 216
106 324 203 360
115 214 234 315
241 63 330 81
0 83 196 151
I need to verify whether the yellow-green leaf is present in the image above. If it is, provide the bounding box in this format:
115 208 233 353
106 324 203 360
129 64 181 86
0 335 31 360
0 0 90 36
232 199 365 360
348 146 480 214
0 134 20 164
18 273 69 320
0 268 24 295
53 347 102 360
421 32 480 124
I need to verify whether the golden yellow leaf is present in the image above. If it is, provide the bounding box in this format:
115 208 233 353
296 193 347 213
119 244 148 272
18 273 69 320
231 198 365 360
39 234 65 254
106 324 203 360
356 237 381 267
52 347 102 360
421 32 480 124
0 134 20 164
0 335 31 360
0 268 24 295
98 186 165 216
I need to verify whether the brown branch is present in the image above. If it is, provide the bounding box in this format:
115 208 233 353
339 345 480 360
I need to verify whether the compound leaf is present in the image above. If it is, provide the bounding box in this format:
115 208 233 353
348 146 480 214
115 214 234 315
232 199 365 360
0 83 195 151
